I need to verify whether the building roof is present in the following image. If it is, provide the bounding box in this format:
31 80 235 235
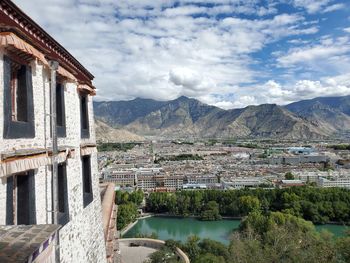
0 224 60 262
281 179 304 184
0 0 94 86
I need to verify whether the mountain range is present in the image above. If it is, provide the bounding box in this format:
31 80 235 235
94 119 144 143
94 95 350 140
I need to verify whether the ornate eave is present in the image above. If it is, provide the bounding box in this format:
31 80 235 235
0 0 95 87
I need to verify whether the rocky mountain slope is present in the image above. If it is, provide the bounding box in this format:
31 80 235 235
95 119 144 142
94 95 350 139
94 98 167 127
285 96 350 135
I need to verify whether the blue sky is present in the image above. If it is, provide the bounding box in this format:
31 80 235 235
13 0 350 108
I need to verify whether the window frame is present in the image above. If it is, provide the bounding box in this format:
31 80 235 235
3 55 35 138
82 155 93 207
57 162 69 225
6 170 36 225
80 94 90 138
56 82 66 137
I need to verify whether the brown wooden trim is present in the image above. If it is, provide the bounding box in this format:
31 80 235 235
0 148 76 163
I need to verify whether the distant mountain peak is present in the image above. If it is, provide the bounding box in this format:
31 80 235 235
173 95 194 102
94 95 350 139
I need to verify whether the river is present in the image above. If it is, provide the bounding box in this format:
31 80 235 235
122 216 348 245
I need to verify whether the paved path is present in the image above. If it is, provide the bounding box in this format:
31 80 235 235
119 242 157 263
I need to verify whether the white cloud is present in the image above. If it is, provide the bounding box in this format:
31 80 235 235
292 0 332 14
276 36 350 74
12 0 321 102
323 3 345 13
216 73 350 109
11 0 347 108
344 27 350 33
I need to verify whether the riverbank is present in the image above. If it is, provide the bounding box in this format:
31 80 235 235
123 217 241 244
150 213 349 226
120 220 139 237
119 238 190 263
153 213 242 220
123 216 349 245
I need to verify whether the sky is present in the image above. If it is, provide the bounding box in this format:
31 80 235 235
13 0 350 109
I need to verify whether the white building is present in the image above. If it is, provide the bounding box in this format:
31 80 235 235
104 170 136 186
185 174 217 185
318 177 350 189
221 177 268 189
0 1 108 262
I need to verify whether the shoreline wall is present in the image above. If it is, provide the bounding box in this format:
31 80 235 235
119 238 190 263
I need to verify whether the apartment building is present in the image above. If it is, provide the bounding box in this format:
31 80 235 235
221 177 268 189
0 1 108 262
164 175 184 190
137 175 158 190
185 174 218 185
318 177 350 189
104 170 135 186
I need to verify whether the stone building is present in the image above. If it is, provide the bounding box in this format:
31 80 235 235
0 1 108 262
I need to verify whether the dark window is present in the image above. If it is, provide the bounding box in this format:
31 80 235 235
57 163 69 225
82 156 93 207
12 65 28 122
6 176 14 225
80 95 89 138
3 55 35 138
6 171 36 225
56 83 66 137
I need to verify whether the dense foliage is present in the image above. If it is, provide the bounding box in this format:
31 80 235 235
149 212 349 263
97 142 141 152
284 171 294 180
155 154 203 163
146 240 183 263
200 201 222 221
117 203 138 230
116 190 144 206
146 188 350 224
116 190 144 230
327 144 350 150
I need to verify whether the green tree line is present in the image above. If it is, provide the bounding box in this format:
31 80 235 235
327 144 350 150
116 190 144 230
146 188 350 224
155 154 203 163
97 142 141 152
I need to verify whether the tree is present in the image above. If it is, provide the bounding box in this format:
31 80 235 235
336 232 350 263
199 239 229 261
200 201 222 221
231 212 337 263
146 188 350 224
184 235 200 262
238 196 260 215
129 190 144 206
117 203 138 230
285 172 294 180
194 253 225 263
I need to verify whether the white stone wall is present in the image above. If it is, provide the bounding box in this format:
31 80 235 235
0 50 107 262
59 151 107 263
0 49 96 151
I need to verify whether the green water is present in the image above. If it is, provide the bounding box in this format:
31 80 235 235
315 224 348 237
123 217 348 245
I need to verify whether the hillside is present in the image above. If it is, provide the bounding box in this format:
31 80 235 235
95 119 144 142
94 95 350 139
285 96 350 135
